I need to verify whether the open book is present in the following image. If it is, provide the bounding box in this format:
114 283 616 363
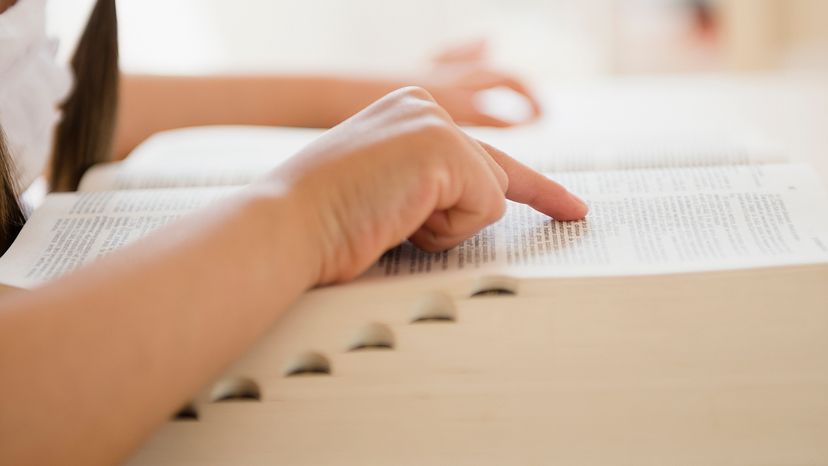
0 125 826 289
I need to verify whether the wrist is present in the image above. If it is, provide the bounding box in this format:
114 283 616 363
241 182 323 291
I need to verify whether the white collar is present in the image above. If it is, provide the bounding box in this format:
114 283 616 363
0 0 73 190
0 0 48 74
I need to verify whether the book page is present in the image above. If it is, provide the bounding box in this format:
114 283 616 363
79 125 785 192
468 127 786 173
126 126 325 167
364 164 828 280
78 126 325 191
78 162 276 191
0 187 237 288
3 165 825 289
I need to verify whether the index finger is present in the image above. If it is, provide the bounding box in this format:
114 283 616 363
477 140 588 221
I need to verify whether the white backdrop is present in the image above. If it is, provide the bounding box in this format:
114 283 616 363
47 0 615 80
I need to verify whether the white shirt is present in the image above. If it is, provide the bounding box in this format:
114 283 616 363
0 0 72 190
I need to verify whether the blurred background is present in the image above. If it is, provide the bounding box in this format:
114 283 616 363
47 0 828 79
43 0 828 180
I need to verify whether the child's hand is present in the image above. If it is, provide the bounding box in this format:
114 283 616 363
270 87 586 285
421 39 543 127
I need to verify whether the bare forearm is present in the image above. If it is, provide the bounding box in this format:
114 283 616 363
115 73 405 157
0 86 582 466
0 186 316 465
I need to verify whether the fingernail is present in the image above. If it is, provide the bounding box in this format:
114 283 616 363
569 191 589 213
569 190 586 205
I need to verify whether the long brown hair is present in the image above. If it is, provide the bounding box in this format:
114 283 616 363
51 0 119 192
0 126 26 251
0 0 118 252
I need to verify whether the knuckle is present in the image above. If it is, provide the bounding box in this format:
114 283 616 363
395 85 433 101
384 88 456 128
406 114 456 141
394 89 449 120
407 98 441 117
